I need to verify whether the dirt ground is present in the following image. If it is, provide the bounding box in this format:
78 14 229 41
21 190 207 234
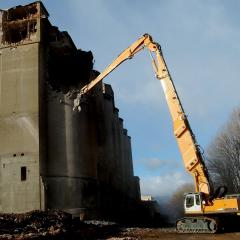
1 211 240 240
106 228 240 240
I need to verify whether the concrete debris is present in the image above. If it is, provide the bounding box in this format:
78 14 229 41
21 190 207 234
0 210 122 240
107 238 137 240
0 210 71 239
84 220 117 227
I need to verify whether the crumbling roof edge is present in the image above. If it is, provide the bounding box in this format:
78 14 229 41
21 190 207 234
0 1 49 18
62 31 77 51
34 1 49 18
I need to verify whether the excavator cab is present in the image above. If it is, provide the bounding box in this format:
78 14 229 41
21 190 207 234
184 193 203 214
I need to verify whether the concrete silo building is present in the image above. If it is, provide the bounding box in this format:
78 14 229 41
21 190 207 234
0 1 140 220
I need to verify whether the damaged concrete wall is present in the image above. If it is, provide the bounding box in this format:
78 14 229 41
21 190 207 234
0 2 47 213
0 1 140 220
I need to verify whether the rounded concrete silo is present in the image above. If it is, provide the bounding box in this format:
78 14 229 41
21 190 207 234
41 88 98 217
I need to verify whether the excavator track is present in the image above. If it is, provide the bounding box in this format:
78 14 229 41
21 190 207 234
176 216 219 233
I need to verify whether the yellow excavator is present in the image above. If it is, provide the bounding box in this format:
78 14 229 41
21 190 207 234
73 34 240 233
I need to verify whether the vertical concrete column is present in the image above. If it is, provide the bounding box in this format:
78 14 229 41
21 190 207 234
133 176 141 200
95 84 115 217
122 129 130 191
103 84 116 183
113 108 121 183
118 118 125 190
127 136 134 178
98 85 115 184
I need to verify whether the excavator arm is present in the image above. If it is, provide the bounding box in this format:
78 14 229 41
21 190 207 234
73 34 156 108
73 34 212 197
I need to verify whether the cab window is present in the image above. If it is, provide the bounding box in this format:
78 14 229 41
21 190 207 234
186 195 194 208
195 194 200 205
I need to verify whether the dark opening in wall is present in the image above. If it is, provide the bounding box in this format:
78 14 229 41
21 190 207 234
5 5 38 21
21 166 27 181
0 2 42 45
2 20 37 44
48 48 94 93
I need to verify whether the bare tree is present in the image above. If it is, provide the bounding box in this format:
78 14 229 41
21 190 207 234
207 108 240 194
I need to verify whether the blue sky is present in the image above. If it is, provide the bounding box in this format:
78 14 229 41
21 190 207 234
2 0 240 198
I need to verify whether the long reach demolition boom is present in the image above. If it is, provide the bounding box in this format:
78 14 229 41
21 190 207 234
73 34 240 233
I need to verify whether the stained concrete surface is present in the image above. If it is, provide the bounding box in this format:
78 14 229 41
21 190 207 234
0 19 41 212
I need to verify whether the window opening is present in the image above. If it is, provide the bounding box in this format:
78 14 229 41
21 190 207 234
21 166 27 181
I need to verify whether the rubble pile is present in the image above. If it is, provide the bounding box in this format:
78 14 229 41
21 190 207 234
0 210 121 240
70 220 120 240
0 210 71 239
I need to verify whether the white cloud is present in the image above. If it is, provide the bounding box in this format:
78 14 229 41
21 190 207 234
138 157 180 172
139 158 164 171
140 172 192 198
